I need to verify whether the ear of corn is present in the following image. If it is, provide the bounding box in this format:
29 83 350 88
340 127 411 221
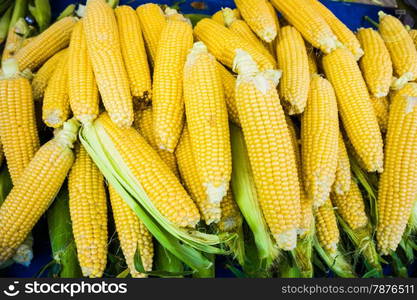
377 83 417 255
68 21 99 125
276 26 310 115
332 132 351 195
84 0 133 128
0 119 79 263
370 95 389 133
323 48 384 173
115 6 151 102
315 198 339 254
233 50 300 250
219 189 242 233
216 63 240 126
153 19 193 152
212 8 240 25
184 42 231 204
15 16 76 71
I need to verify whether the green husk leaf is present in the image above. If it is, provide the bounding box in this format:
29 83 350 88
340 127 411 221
106 0 119 8
280 255 301 278
57 4 75 20
154 242 185 277
184 14 210 26
225 224 245 266
28 0 51 32
390 251 408 278
0 0 13 16
0 5 13 43
192 253 215 278
9 0 26 30
291 231 314 278
230 124 278 269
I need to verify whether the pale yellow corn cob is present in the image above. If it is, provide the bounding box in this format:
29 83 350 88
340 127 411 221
2 19 30 62
315 198 340 254
32 49 67 101
175 126 221 225
332 132 351 195
377 83 417 255
15 17 76 71
69 144 107 278
306 45 318 75
97 113 200 228
219 189 242 232
270 0 338 53
301 74 339 208
136 3 166 66
134 107 179 177
0 119 79 263
42 52 70 128
234 50 301 250
84 0 133 128
216 63 240 125
184 42 231 204
370 95 389 133
116 6 152 102
194 18 276 71
212 8 241 25
277 26 310 114
235 0 277 42
379 12 417 89
357 28 392 98
68 21 99 125
109 185 153 278
323 48 384 173
153 19 193 152
265 1 280 53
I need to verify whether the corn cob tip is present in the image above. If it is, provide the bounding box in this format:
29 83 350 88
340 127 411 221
186 42 208 66
76 4 86 17
12 236 34 267
260 26 277 43
164 7 178 16
222 7 236 27
378 10 387 20
320 36 339 54
54 118 80 149
204 182 228 204
261 69 282 87
14 18 30 36
391 73 415 91
275 228 297 251
233 49 260 76
405 95 417 114
0 58 32 79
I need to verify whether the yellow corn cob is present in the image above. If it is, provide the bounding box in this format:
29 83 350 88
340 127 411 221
217 63 240 126
277 26 310 114
68 21 99 125
266 1 280 34
270 0 338 53
219 189 242 232
315 198 340 254
15 17 76 71
21 37 34 47
184 42 231 204
377 83 417 255
223 8 273 61
194 18 276 71
175 126 221 225
0 63 40 184
305 0 363 60
136 3 166 66
32 49 67 101
134 107 179 177
301 74 339 208
332 132 351 195
234 50 301 250
379 12 417 89
235 0 277 42
84 0 133 128
115 6 152 102
153 19 193 152
42 52 70 128
331 179 368 230
68 144 107 278
97 113 200 228
2 19 30 62
409 29 417 48
323 48 384 173
370 95 389 133
109 185 153 278
357 28 392 98
0 119 79 263
306 45 318 75
212 8 241 25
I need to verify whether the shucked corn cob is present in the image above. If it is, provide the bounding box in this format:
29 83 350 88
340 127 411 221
217 63 240 126
377 83 417 255
212 8 240 25
315 198 339 254
84 0 133 128
69 144 107 278
234 50 301 250
370 96 389 133
0 119 79 263
332 133 351 195
183 42 231 204
219 189 242 233
323 48 384 173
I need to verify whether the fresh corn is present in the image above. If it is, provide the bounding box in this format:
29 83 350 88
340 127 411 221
332 133 351 195
216 63 240 125
219 189 242 232
370 95 389 133
212 8 240 25
315 198 339 254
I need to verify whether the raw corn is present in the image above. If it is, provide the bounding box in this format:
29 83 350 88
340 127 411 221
233 50 301 250
379 12 417 89
315 198 340 254
153 18 193 152
370 95 389 133
194 18 276 71
301 74 339 208
95 113 200 228
323 48 384 173
0 119 79 263
219 189 242 232
183 42 231 204
42 51 70 128
68 21 99 125
15 17 76 71
212 8 240 25
235 0 278 42
84 0 133 128
377 83 417 255
217 63 240 125
175 126 221 225
357 28 392 98
69 144 107 278
109 185 153 278
115 6 152 102
136 3 166 65
276 26 310 115
332 133 351 195
270 0 338 53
